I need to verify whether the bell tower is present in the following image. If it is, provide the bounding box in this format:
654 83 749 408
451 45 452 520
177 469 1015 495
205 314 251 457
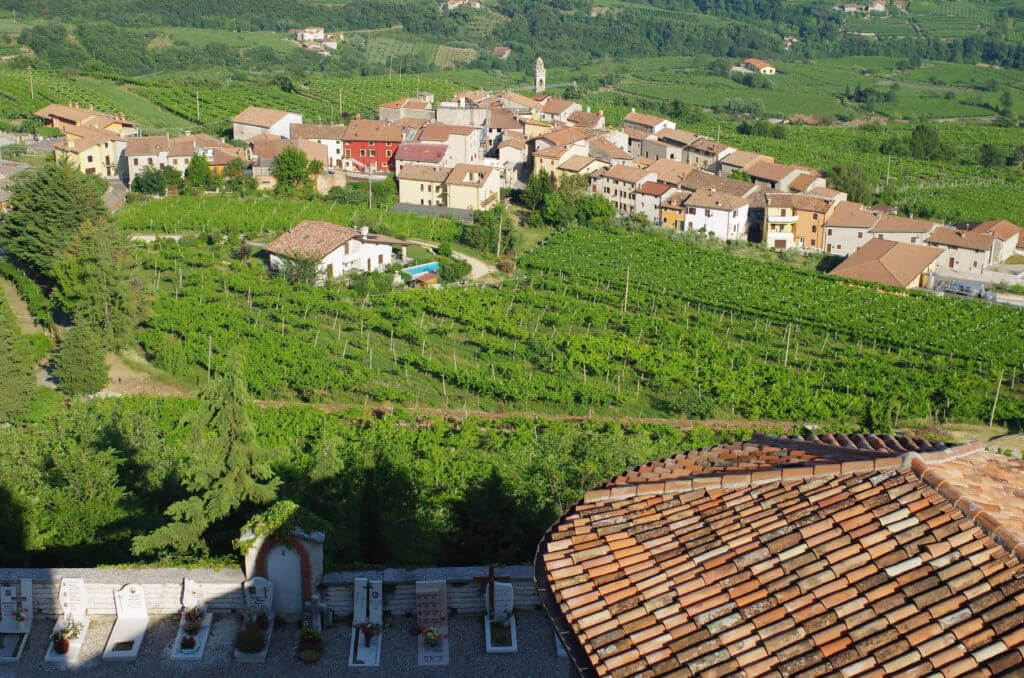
534 57 546 94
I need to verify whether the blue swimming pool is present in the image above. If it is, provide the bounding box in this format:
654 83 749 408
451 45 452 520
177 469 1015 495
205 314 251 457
403 262 440 275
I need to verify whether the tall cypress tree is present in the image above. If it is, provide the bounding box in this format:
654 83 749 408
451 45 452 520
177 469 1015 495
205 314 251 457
0 159 107 282
132 351 280 556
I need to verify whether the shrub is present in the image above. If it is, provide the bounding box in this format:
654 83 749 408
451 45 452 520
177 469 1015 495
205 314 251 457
53 326 108 396
235 624 266 654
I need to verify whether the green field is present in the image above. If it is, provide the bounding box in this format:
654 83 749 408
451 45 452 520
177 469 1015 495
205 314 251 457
147 27 304 54
74 76 192 132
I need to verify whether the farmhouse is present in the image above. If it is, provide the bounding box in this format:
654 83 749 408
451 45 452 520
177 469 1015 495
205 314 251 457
397 165 449 207
492 46 511 59
926 225 994 272
590 165 656 215
971 219 1022 262
823 200 879 254
632 181 676 225
669 188 750 240
342 119 405 174
622 110 675 136
718 149 773 177
566 109 605 130
263 220 408 281
394 143 453 173
536 432 1024 677
444 163 499 210
764 193 836 251
745 160 805 191
743 57 776 74
553 154 608 181
125 133 242 186
869 213 939 244
832 236 943 287
232 106 303 141
418 123 482 164
35 103 138 136
54 126 127 179
290 123 347 168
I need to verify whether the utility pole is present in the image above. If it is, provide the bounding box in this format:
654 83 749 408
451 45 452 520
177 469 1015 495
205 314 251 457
196 90 200 121
367 178 372 209
28 65 33 100
496 206 503 259
990 369 1004 427
622 267 630 313
339 89 343 120
885 155 891 187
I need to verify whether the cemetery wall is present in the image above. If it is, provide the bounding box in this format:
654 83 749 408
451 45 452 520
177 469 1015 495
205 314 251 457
0 566 539 618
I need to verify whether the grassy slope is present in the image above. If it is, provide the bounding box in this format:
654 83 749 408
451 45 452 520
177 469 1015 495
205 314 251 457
74 76 191 131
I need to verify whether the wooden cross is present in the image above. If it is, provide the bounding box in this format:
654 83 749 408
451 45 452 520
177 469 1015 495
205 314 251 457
473 566 510 612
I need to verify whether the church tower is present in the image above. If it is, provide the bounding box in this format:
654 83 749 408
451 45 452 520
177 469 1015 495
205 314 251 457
534 57 546 94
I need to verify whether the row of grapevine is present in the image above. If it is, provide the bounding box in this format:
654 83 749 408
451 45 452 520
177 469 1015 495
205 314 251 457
0 68 121 118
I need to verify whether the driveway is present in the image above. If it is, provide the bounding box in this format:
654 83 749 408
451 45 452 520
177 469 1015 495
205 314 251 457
408 239 495 280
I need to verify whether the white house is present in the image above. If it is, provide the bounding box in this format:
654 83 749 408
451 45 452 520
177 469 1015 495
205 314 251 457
680 189 750 241
290 123 347 168
971 220 1021 263
926 226 993 273
590 165 656 215
622 110 675 136
823 201 879 256
418 123 482 164
263 220 409 283
869 214 939 245
232 106 303 141
633 182 675 225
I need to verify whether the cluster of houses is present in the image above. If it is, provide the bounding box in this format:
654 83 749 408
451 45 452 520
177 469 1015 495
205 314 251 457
286 27 342 55
34 54 1024 289
835 0 887 13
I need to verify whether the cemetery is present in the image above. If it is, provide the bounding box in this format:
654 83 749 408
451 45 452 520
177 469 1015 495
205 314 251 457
0 526 570 676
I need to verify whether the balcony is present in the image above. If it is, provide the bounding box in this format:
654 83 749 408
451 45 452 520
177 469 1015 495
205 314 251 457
767 213 799 225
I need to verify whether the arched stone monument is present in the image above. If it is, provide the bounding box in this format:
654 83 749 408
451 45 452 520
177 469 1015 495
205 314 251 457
241 527 325 623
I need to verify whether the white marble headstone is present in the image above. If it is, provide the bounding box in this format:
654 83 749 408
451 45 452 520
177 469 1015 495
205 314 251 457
58 578 87 621
415 581 447 628
244 577 273 614
114 584 148 620
182 579 205 610
488 582 514 619
352 578 383 626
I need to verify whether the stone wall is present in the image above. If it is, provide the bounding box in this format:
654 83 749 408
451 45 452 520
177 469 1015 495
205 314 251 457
0 566 538 618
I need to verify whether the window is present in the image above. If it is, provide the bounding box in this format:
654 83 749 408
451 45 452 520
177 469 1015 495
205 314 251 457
386 150 392 158
857 232 863 239
378 254 384 264
811 239 816 246
811 225 816 233
148 158 153 165
133 158 139 166
370 150 375 157
705 209 711 217
345 242 350 254
910 237 917 243
87 155 94 162
827 228 832 236
360 149 366 157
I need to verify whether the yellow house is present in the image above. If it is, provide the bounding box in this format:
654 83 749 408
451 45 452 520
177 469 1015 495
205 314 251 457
522 118 554 139
764 193 836 251
397 165 448 206
445 164 499 211
532 143 588 177
54 125 127 179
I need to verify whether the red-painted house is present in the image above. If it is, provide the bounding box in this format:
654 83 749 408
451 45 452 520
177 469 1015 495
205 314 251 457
341 118 406 174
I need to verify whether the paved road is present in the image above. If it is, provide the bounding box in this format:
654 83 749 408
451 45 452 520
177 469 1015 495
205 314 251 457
408 239 495 280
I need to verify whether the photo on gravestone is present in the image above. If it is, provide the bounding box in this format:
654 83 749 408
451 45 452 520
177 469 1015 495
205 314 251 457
415 580 449 666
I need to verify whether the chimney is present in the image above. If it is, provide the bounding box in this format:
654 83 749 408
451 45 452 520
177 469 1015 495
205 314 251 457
631 107 636 113
355 113 361 120
586 105 591 113
360 226 369 236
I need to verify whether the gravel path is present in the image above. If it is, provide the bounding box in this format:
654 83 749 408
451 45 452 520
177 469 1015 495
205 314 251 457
2 610 567 677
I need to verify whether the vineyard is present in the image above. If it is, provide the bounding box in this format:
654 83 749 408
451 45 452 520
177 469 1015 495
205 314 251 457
434 46 477 70
126 229 1023 429
130 83 335 127
302 74 475 119
0 69 123 119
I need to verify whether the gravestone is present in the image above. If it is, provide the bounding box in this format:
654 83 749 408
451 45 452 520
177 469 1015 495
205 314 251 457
103 583 149 661
265 542 302 622
484 581 517 653
170 579 214 661
234 577 274 663
44 578 90 665
415 580 449 666
0 579 32 663
241 527 325 624
348 578 383 667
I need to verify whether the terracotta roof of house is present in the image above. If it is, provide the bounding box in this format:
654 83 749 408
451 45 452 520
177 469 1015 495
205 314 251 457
685 187 749 211
250 137 327 165
262 220 358 259
488 109 522 131
789 173 819 191
646 158 696 186
419 123 474 142
492 46 511 58
290 123 347 140
598 165 652 184
927 225 995 252
827 201 879 229
792 164 824 178
681 170 757 197
831 237 943 287
721 149 772 169
380 97 431 110
125 135 170 156
541 98 578 115
395 143 448 163
536 432 1024 678
343 119 404 143
747 160 798 183
445 163 493 187
501 90 543 110
635 181 674 197
810 186 845 200
498 134 527 151
35 103 137 129
231 106 295 128
624 111 670 129
687 138 731 155
744 57 774 69
872 214 938 234
542 127 589 146
974 220 1022 242
624 128 653 142
55 125 121 153
656 128 702 146
535 144 573 160
396 117 430 131
588 137 632 161
568 110 603 128
766 192 832 213
397 165 449 183
559 155 604 173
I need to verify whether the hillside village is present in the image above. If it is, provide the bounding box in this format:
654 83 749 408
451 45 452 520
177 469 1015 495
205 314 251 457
31 56 1024 292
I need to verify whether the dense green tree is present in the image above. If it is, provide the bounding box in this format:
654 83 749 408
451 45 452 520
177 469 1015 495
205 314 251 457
828 163 874 204
131 166 169 195
907 124 952 161
521 170 554 210
272 146 319 196
51 221 138 349
0 159 107 282
223 158 257 195
978 143 1005 168
0 300 34 423
184 153 220 191
575 194 616 226
132 351 280 557
53 325 108 396
541 192 574 229
1001 89 1014 117
462 204 512 255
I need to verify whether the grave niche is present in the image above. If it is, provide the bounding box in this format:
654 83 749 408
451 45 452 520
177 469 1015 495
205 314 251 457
241 526 325 623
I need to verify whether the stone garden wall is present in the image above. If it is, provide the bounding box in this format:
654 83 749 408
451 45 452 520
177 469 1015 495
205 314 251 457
0 566 539 618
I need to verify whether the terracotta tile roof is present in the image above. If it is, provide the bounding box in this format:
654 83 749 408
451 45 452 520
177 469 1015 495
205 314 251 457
262 220 358 259
501 90 543 110
343 119 404 143
395 143 448 163
231 105 295 128
55 125 121 153
831 237 943 287
492 46 511 58
396 117 430 132
745 57 774 69
974 220 1022 242
559 155 605 173
598 165 652 184
747 160 798 183
588 137 632 161
827 201 879 229
624 111 670 129
681 170 758 197
624 127 653 141
251 137 327 166
927 225 995 252
541 97 577 115
810 186 845 200
380 97 431 110
635 181 673 197
568 110 603 128
487 109 522 131
721 150 770 169
541 127 589 146
35 104 137 130
290 123 347 140
872 214 939 234
536 433 1024 678
397 165 449 183
656 128 701 146
418 123 474 142
766 192 832 214
445 163 493 187
534 143 573 159
125 135 170 156
685 188 749 211
646 158 696 186
451 90 490 105
789 173 818 191
687 137 730 155
498 134 527 151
